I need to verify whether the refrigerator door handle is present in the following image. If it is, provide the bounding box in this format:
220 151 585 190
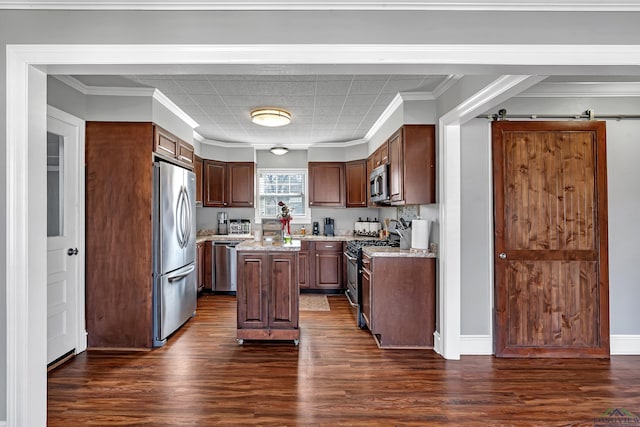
167 264 196 282
176 186 191 249
176 188 185 248
183 186 193 246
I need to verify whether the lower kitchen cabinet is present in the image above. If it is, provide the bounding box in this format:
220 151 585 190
365 253 436 348
203 241 213 291
313 241 344 290
196 241 205 293
361 254 372 328
298 240 311 289
237 251 300 343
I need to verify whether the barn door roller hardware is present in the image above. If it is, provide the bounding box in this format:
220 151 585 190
479 108 640 121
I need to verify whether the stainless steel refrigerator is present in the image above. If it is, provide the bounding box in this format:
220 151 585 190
153 161 197 347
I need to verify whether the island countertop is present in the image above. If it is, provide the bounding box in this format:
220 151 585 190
236 239 302 251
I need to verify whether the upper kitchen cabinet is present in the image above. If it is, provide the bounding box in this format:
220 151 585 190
345 159 367 208
308 162 345 207
194 155 203 206
388 125 436 205
371 141 389 169
227 162 255 208
153 125 194 170
203 160 255 208
203 160 226 207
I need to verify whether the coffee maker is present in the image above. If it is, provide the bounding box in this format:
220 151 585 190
324 217 335 236
217 211 228 235
312 221 320 236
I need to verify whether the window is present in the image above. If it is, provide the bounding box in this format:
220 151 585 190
257 168 309 222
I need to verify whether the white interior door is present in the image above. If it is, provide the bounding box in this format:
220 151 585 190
47 107 86 364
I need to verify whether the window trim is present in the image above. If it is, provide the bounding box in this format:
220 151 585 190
255 167 311 224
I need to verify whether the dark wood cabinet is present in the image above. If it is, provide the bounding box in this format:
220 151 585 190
366 155 375 207
361 253 372 328
366 254 436 348
313 241 344 290
203 240 213 291
345 159 367 208
388 129 404 203
227 162 255 207
196 241 205 293
237 251 300 343
308 162 345 207
203 160 226 207
203 160 254 207
388 125 436 205
177 139 195 167
298 240 311 289
371 141 388 168
153 125 194 169
194 155 203 205
86 122 155 348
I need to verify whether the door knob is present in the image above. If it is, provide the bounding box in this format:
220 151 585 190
67 248 79 256
499 252 507 260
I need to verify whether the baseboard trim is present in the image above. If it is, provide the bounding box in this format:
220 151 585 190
433 331 443 356
611 335 640 355
458 334 640 356
460 334 493 355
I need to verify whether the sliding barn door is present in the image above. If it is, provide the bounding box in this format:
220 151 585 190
492 121 609 358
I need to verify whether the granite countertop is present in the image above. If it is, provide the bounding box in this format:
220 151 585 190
196 234 254 244
197 233 382 244
236 239 302 251
362 246 437 258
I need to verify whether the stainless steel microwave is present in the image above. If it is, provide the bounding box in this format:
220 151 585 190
369 164 389 203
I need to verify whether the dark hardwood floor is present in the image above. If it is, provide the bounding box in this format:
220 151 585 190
49 294 640 426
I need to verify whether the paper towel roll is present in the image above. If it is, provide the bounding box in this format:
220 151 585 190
411 219 430 250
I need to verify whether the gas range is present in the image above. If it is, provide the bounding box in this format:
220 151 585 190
345 239 398 257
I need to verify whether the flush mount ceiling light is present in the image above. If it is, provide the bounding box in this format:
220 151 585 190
250 108 292 127
269 146 289 156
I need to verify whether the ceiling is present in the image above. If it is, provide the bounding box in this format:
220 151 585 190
71 74 449 147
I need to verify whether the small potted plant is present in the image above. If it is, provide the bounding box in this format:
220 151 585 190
277 201 292 243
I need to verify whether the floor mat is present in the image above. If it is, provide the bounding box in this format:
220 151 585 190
299 294 330 311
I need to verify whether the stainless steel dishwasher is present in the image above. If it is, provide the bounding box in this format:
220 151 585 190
213 241 240 292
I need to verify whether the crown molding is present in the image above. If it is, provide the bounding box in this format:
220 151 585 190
52 75 199 128
431 74 464 99
52 74 89 94
4 1 640 11
151 89 200 128
363 93 404 142
362 91 435 143
517 81 640 97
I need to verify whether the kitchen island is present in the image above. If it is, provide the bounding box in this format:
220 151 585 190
235 240 301 345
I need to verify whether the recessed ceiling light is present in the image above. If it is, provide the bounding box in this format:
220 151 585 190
269 146 289 156
250 108 292 127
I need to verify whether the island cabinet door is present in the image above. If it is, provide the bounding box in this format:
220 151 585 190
237 253 269 329
269 253 299 330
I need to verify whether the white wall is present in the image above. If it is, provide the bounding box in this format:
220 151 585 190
152 99 194 142
459 95 640 337
256 149 307 168
47 77 87 119
86 95 152 122
200 144 255 162
460 119 493 335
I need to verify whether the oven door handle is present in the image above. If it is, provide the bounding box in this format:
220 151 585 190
344 252 357 263
345 289 358 308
